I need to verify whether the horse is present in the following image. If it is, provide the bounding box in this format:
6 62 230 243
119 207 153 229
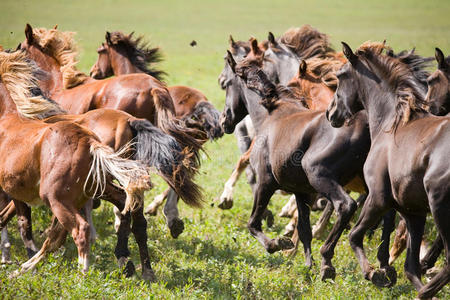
222 50 372 281
426 48 450 116
0 50 151 277
88 31 222 232
19 24 204 238
326 41 450 299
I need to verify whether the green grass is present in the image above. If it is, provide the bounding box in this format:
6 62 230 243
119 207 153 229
0 0 449 298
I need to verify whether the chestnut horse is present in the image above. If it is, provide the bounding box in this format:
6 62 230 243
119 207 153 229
326 42 450 299
223 50 371 281
0 50 151 277
88 31 222 229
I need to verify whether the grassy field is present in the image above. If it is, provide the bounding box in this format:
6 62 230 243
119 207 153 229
0 0 449 298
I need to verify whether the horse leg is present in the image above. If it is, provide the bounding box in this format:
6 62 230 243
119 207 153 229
83 198 97 243
283 209 298 237
295 193 313 267
0 200 16 229
163 188 184 238
1 226 11 264
402 213 426 292
312 201 334 239
420 235 443 274
145 188 169 216
417 192 450 299
218 151 250 209
279 195 296 218
348 194 393 287
11 216 67 277
130 205 156 282
308 176 357 281
248 181 292 253
389 217 407 265
102 183 135 276
376 209 397 286
14 200 38 258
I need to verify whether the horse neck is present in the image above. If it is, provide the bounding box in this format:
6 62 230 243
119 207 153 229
360 76 399 140
239 79 269 130
110 50 142 76
27 48 64 97
0 83 19 118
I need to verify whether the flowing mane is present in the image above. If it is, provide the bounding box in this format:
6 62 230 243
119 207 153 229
107 31 166 81
279 25 335 59
356 41 432 129
301 57 345 89
0 50 66 119
31 27 90 89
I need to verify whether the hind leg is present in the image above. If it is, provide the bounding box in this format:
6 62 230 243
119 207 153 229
420 235 443 274
163 188 184 238
145 188 169 215
389 217 407 265
295 193 313 267
418 194 450 299
312 201 334 239
131 205 155 282
83 198 97 243
402 213 426 291
11 216 67 277
218 151 250 209
349 193 394 287
1 227 11 264
14 200 39 258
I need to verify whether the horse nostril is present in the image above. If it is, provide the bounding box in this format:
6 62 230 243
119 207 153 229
325 109 330 121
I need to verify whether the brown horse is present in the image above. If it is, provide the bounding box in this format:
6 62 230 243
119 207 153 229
87 30 221 236
0 50 151 277
327 41 450 299
89 31 223 140
19 25 202 165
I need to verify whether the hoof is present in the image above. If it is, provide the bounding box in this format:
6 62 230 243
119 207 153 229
263 210 274 228
218 200 233 210
320 265 336 281
268 237 294 254
123 260 136 278
283 226 294 237
142 268 157 282
144 204 158 216
168 218 184 239
369 268 395 288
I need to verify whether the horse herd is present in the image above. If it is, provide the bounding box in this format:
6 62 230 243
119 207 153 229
0 24 448 298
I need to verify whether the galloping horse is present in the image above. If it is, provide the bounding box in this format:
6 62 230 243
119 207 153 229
19 25 204 238
88 31 222 234
0 50 151 277
223 50 371 281
326 42 450 299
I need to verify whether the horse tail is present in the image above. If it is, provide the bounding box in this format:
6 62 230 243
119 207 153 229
128 118 203 208
152 87 204 168
85 140 152 214
183 101 224 140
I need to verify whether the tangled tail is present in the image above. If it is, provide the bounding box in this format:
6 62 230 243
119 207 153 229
85 141 152 214
129 118 203 207
152 88 204 169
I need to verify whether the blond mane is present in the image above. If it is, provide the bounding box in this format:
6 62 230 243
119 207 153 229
280 25 335 59
32 27 90 89
0 50 65 119
304 56 346 89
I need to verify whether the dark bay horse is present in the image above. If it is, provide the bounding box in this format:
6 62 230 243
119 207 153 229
222 51 371 281
426 48 450 116
326 42 450 299
0 50 151 277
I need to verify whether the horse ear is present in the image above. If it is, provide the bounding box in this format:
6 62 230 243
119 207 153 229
250 38 261 55
226 50 236 73
342 42 357 64
16 43 21 51
299 60 307 77
25 23 34 43
129 31 135 39
268 32 277 46
435 48 447 70
105 32 112 45
53 24 58 29
229 35 236 48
